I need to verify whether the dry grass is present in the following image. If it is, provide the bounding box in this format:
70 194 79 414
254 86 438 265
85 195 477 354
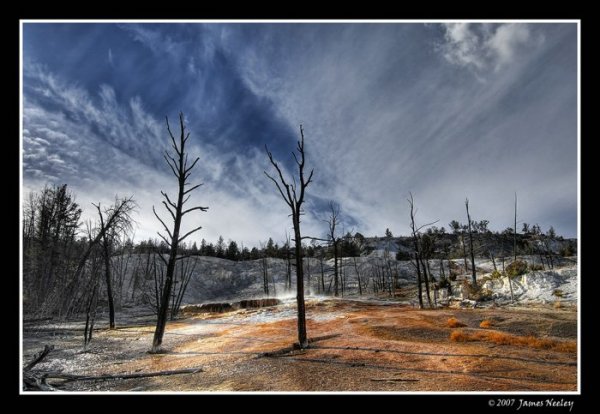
479 320 492 329
450 329 576 353
447 317 467 328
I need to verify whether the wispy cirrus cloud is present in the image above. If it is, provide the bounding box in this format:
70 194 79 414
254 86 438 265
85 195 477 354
22 62 323 246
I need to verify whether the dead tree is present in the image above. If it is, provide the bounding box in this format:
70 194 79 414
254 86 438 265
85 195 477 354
61 196 135 318
353 257 363 295
83 249 101 349
407 193 438 308
408 194 424 308
324 202 341 296
465 199 477 285
265 125 314 349
259 241 270 296
94 200 135 329
151 113 208 352
319 252 326 294
507 194 517 302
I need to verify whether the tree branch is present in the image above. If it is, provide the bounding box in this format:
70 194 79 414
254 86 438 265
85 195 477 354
163 154 179 178
160 191 177 209
156 231 172 248
165 116 181 157
185 157 200 174
265 145 294 204
264 171 293 208
161 201 176 221
178 226 203 244
182 206 209 216
183 183 202 195
152 206 173 241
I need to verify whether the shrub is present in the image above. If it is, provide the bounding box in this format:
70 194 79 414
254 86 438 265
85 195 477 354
529 264 544 271
438 278 451 289
506 260 528 278
560 245 575 257
449 274 457 281
449 329 576 353
553 289 564 298
447 317 466 328
490 270 502 279
479 320 492 329
472 288 493 301
461 281 493 301
395 250 412 261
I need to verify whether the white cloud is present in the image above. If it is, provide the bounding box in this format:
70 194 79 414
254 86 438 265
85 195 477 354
486 23 532 67
438 23 542 74
442 23 486 70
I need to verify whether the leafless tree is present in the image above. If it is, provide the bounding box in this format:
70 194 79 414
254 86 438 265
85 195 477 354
324 201 341 296
151 113 208 352
508 193 517 302
264 125 314 349
407 193 438 308
61 196 136 317
259 241 270 296
83 244 102 350
465 199 477 285
93 198 136 329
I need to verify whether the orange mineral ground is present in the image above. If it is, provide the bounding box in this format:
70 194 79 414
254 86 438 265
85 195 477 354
22 298 577 392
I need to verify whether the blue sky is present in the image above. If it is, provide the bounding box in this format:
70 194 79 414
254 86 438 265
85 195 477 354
22 22 578 246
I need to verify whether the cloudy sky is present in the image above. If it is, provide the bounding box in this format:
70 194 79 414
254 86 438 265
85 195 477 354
22 22 578 247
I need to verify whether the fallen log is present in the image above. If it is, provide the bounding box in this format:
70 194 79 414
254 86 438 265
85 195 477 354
24 345 54 371
370 377 419 382
23 345 203 391
47 367 204 383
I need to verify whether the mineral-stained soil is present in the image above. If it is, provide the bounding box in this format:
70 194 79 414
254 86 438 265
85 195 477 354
22 298 577 392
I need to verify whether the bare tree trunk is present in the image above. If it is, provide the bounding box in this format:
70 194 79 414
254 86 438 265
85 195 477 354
419 254 432 307
514 193 518 263
508 194 516 302
461 234 468 274
83 280 98 350
354 257 362 296
332 243 338 296
465 199 477 285
439 258 445 280
293 219 308 347
102 237 115 329
408 194 424 309
490 251 497 271
320 257 325 294
262 257 270 296
305 257 311 294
